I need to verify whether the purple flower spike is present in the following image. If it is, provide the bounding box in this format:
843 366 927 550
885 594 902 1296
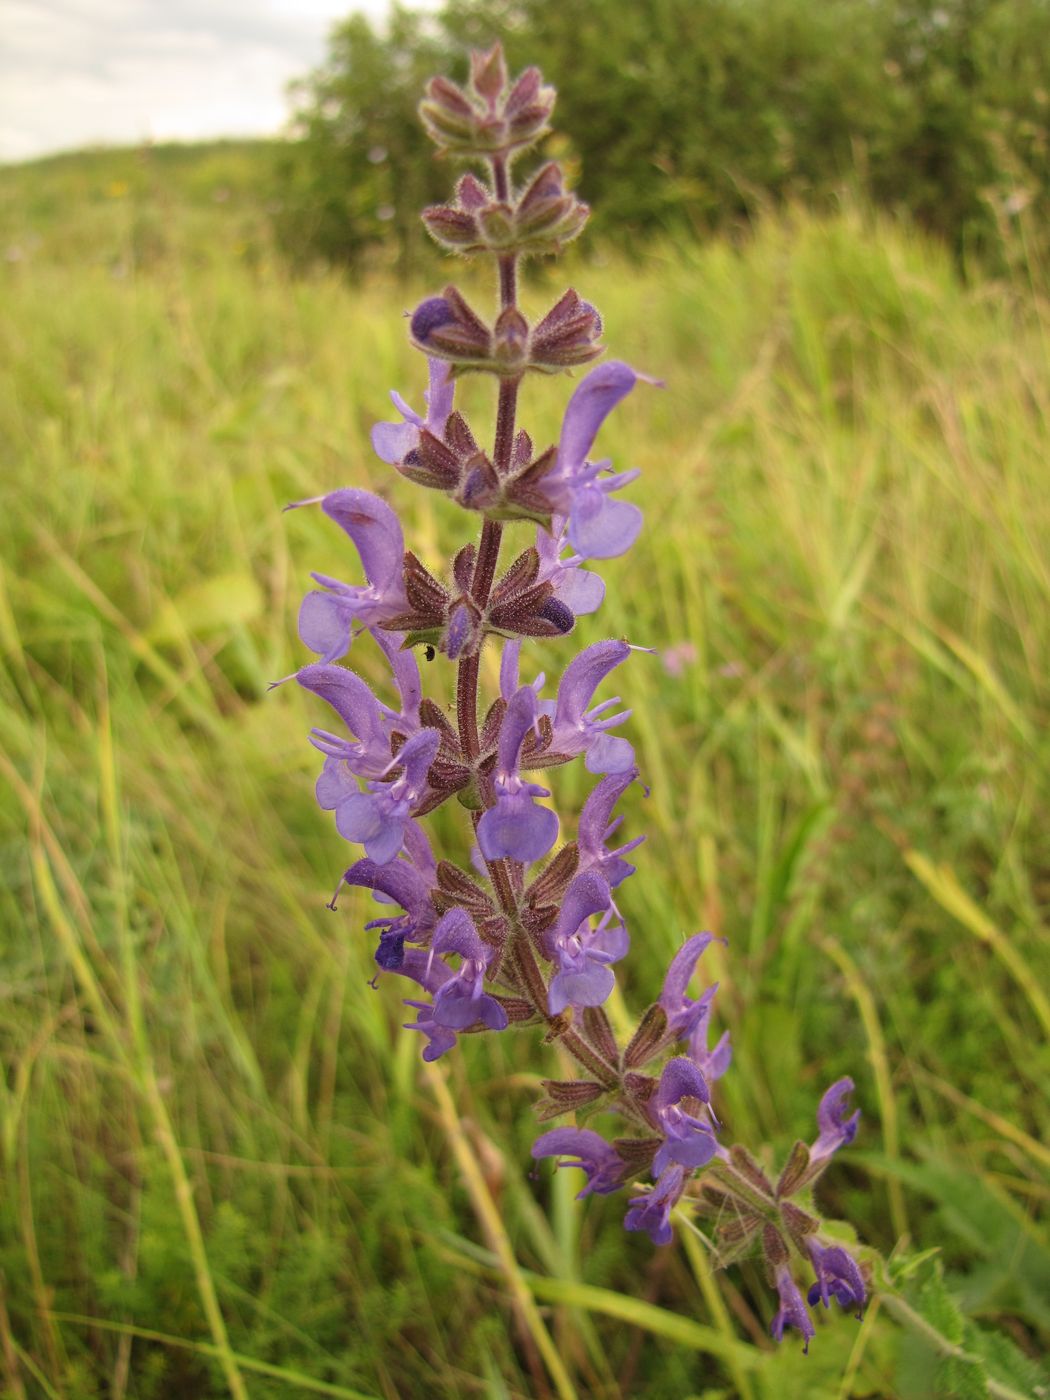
807 1242 866 1317
547 871 628 1014
810 1078 860 1167
771 1265 816 1352
335 728 440 865
298 490 409 663
531 1128 625 1198
477 685 559 863
430 909 508 1032
578 768 644 888
652 1057 722 1176
371 358 454 465
623 1165 686 1246
549 640 634 774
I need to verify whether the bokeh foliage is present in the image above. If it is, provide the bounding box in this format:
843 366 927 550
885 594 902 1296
276 0 1050 272
0 140 1048 1395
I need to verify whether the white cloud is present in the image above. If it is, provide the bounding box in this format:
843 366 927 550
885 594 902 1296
0 0 431 161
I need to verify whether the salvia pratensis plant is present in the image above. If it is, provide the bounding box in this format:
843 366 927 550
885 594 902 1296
287 42 867 1353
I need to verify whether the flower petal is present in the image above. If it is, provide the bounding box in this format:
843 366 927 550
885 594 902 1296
298 591 353 662
321 489 405 593
297 662 387 750
557 361 638 476
477 793 559 863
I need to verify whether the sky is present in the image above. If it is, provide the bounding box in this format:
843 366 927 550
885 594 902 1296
1 0 432 162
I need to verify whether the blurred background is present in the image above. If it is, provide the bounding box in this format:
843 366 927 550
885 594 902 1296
1 2 1048 1397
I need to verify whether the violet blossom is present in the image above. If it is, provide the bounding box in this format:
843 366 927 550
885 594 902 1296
543 361 646 559
624 1165 686 1247
546 640 635 772
297 489 409 662
807 1241 867 1317
771 1265 816 1352
809 1078 860 1168
477 683 559 863
371 358 454 465
333 728 439 865
651 1057 723 1176
577 768 644 887
658 933 732 1079
531 1128 626 1198
547 870 628 1014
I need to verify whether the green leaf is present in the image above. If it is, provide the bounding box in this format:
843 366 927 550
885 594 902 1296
937 1354 989 1400
918 1268 965 1347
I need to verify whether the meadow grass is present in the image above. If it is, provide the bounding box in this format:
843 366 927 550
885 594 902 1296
0 151 1048 1398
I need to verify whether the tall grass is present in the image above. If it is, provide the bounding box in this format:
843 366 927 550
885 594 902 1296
0 156 1048 1398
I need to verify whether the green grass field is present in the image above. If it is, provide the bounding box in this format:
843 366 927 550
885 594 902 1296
1 145 1048 1399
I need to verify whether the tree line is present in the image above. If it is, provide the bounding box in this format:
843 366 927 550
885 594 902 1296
275 0 1050 272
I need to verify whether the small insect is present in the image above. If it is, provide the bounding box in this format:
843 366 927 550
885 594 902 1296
423 644 436 661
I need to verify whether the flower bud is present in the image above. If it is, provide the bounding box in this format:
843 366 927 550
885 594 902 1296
418 44 554 160
762 1224 791 1270
535 1079 605 1121
780 1201 820 1251
410 288 491 366
623 1003 669 1069
530 290 603 371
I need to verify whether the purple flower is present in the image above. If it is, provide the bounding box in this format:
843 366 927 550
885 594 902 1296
651 1057 722 1176
659 934 718 1040
403 999 459 1061
298 661 392 783
370 627 422 733
577 768 644 888
771 1265 816 1352
544 361 646 559
334 728 440 865
531 1128 626 1198
536 517 605 616
429 909 508 1033
371 358 454 465
807 1242 866 1317
658 934 731 1080
477 684 559 863
548 640 634 773
623 1165 686 1246
297 490 409 663
342 853 437 969
547 871 628 1014
810 1078 860 1167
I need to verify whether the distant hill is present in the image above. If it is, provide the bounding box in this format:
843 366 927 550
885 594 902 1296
0 139 286 268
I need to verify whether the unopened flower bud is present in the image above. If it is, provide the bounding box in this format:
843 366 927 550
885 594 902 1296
410 287 491 366
418 44 554 160
530 290 603 371
763 1224 791 1270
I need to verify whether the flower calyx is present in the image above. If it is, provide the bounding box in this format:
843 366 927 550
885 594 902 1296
410 286 602 378
423 162 589 261
419 45 554 162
